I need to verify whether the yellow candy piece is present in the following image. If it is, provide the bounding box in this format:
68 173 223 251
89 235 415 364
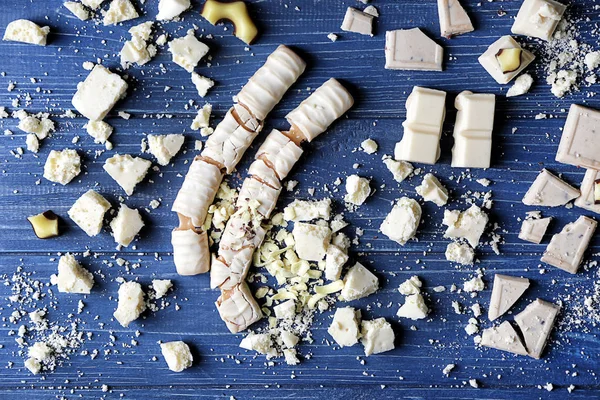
201 0 258 45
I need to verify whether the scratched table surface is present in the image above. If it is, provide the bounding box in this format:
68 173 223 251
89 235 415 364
0 0 599 398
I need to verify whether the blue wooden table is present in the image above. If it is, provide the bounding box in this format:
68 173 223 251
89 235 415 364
1 0 599 398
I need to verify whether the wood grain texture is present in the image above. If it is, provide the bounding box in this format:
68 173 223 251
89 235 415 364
0 0 599 398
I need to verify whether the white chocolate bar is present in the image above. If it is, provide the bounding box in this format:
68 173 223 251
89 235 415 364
341 7 374 36
286 78 354 142
514 299 560 359
481 321 528 356
511 0 566 41
211 247 256 290
255 129 303 179
385 28 443 71
172 157 223 227
437 0 474 38
247 159 281 190
215 283 263 333
541 215 597 274
555 104 600 170
237 176 281 218
522 169 579 207
451 91 495 168
478 36 535 84
488 274 530 321
171 228 210 275
519 217 551 244
395 86 446 165
237 45 306 121
575 168 600 214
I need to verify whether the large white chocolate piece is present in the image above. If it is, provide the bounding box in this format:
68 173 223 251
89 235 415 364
171 228 210 275
488 274 530 321
385 28 443 71
519 217 551 243
72 65 128 121
514 299 560 359
575 168 600 214
511 0 566 41
451 91 495 168
541 216 597 274
286 78 354 142
556 104 600 170
216 283 263 333
478 36 535 84
237 45 306 121
341 7 374 36
380 197 422 245
481 321 528 356
522 169 579 207
437 0 474 38
395 86 446 165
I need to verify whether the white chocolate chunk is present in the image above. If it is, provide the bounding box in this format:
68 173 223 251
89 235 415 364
361 318 395 356
514 299 560 359
384 28 443 71
3 19 50 46
478 36 535 84
383 158 413 182
64 2 90 20
255 129 303 179
575 168 600 214
191 72 214 97
395 86 446 164
171 228 210 275
72 65 128 121
341 262 379 301
480 321 528 355
160 341 193 372
239 333 276 358
325 244 349 281
273 300 295 319
284 198 331 222
237 177 281 218
397 293 429 320
398 276 422 295
361 138 378 154
68 190 111 236
292 222 331 262
286 78 354 142
344 175 371 205
519 217 551 244
380 197 421 245
216 283 263 333
522 169 579 207
104 154 152 196
110 204 144 247
488 274 530 321
283 348 299 365
507 73 533 97
340 7 374 36
86 120 113 144
120 38 152 68
443 204 488 248
416 173 448 206
17 113 55 139
541 216 597 274
43 149 81 185
191 103 212 132
28 342 52 362
103 0 139 26
238 45 306 121
82 0 103 9
152 279 172 299
129 21 153 42
280 330 299 349
451 91 495 169
445 242 474 265
511 0 566 41
168 32 209 72
157 0 190 20
147 134 184 166
25 358 41 374
437 0 474 38
556 104 600 170
26 134 39 153
51 254 94 294
113 281 146 327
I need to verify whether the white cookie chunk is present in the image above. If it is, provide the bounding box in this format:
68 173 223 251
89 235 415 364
397 293 429 320
68 190 111 236
383 158 413 183
361 318 395 356
64 2 90 20
415 173 448 206
344 175 371 205
147 134 185 166
284 198 331 222
51 254 94 294
168 32 209 72
160 341 193 372
191 72 214 97
43 149 81 185
72 65 128 121
104 154 152 196
113 281 146 327
325 244 349 281
445 242 474 265
442 204 488 248
488 274 530 321
103 0 139 26
341 262 379 301
157 0 190 20
110 204 144 247
3 20 50 45
380 197 421 245
152 279 172 299
328 307 361 347
292 222 331 262
86 120 114 144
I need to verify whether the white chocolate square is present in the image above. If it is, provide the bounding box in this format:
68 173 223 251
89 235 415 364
451 91 495 168
522 169 579 206
575 168 600 214
478 36 535 84
385 28 443 71
514 299 560 359
437 0 474 38
511 0 566 41
340 7 374 36
555 104 600 170
541 216 597 274
519 217 551 244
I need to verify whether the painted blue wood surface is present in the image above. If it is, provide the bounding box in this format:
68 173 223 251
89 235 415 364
0 0 599 398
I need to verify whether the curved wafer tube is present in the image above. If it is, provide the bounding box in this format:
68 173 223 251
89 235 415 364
213 78 354 333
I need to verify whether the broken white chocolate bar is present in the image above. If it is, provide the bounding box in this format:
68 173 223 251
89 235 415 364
171 228 210 276
395 86 446 165
341 7 374 36
216 282 263 334
481 321 528 355
519 217 551 244
541 216 597 274
511 0 566 41
384 28 443 71
555 104 600 170
488 274 530 321
522 169 579 207
478 36 535 84
514 299 560 359
451 91 495 169
437 0 474 38
575 168 600 214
